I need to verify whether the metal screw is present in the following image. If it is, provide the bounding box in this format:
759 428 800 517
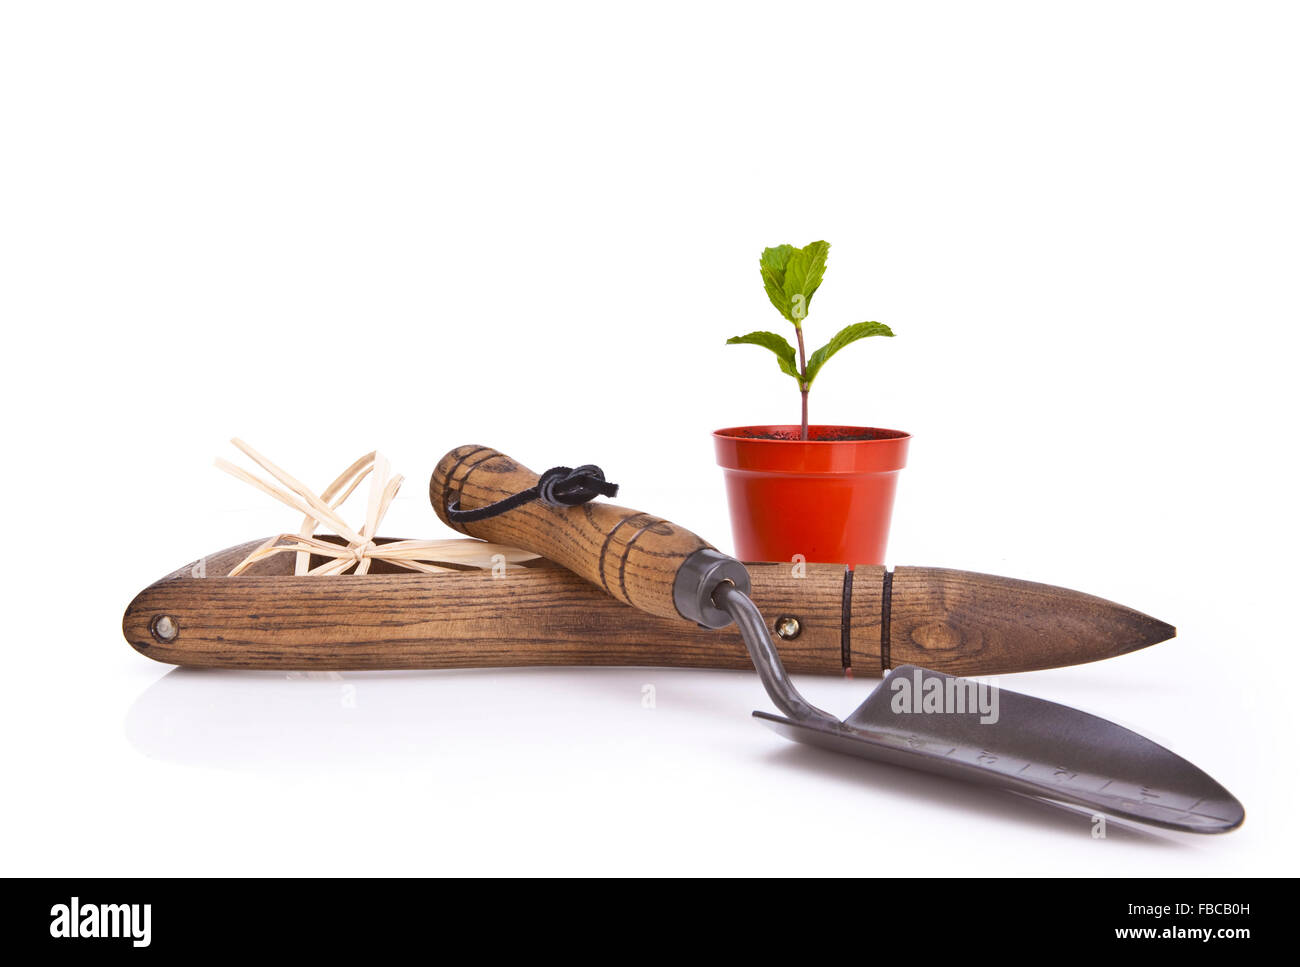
150 614 179 643
774 615 802 640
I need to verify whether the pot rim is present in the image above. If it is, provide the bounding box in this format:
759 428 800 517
713 424 911 444
714 425 910 474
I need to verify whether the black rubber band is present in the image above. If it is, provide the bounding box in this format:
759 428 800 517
446 464 619 523
880 568 894 673
841 565 854 671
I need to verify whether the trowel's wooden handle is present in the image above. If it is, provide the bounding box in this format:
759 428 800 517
431 446 711 622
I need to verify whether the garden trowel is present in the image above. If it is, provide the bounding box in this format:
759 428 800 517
431 445 1245 834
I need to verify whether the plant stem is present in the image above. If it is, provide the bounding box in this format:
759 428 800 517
795 324 809 441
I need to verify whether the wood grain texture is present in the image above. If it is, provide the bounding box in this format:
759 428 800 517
121 541 1176 676
887 566 1175 676
122 540 847 674
430 446 709 621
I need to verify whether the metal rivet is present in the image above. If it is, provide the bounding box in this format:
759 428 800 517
774 615 802 640
150 614 179 643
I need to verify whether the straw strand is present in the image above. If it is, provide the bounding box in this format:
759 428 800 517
216 441 540 577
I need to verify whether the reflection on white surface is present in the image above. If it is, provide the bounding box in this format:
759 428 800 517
124 665 762 772
123 666 1189 845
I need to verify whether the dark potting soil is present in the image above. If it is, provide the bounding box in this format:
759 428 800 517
724 426 907 442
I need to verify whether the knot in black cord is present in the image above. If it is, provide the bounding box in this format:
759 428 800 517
537 465 617 506
446 464 619 524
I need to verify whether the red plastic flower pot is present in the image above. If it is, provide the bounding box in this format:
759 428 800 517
713 425 910 565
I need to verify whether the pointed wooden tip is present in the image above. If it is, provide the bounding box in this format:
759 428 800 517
1121 613 1176 653
882 568 1183 677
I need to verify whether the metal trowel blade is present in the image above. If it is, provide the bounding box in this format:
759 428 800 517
755 665 1244 834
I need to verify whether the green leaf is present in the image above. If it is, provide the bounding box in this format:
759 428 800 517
726 331 801 382
781 240 829 322
758 241 828 324
804 321 894 386
759 245 796 322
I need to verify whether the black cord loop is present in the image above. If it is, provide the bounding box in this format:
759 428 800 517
446 464 618 524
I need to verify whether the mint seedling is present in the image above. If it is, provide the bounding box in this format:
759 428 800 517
727 241 894 440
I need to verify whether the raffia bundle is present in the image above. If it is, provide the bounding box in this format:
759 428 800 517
215 438 539 577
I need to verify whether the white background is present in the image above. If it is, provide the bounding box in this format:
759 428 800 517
2 1 1297 876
